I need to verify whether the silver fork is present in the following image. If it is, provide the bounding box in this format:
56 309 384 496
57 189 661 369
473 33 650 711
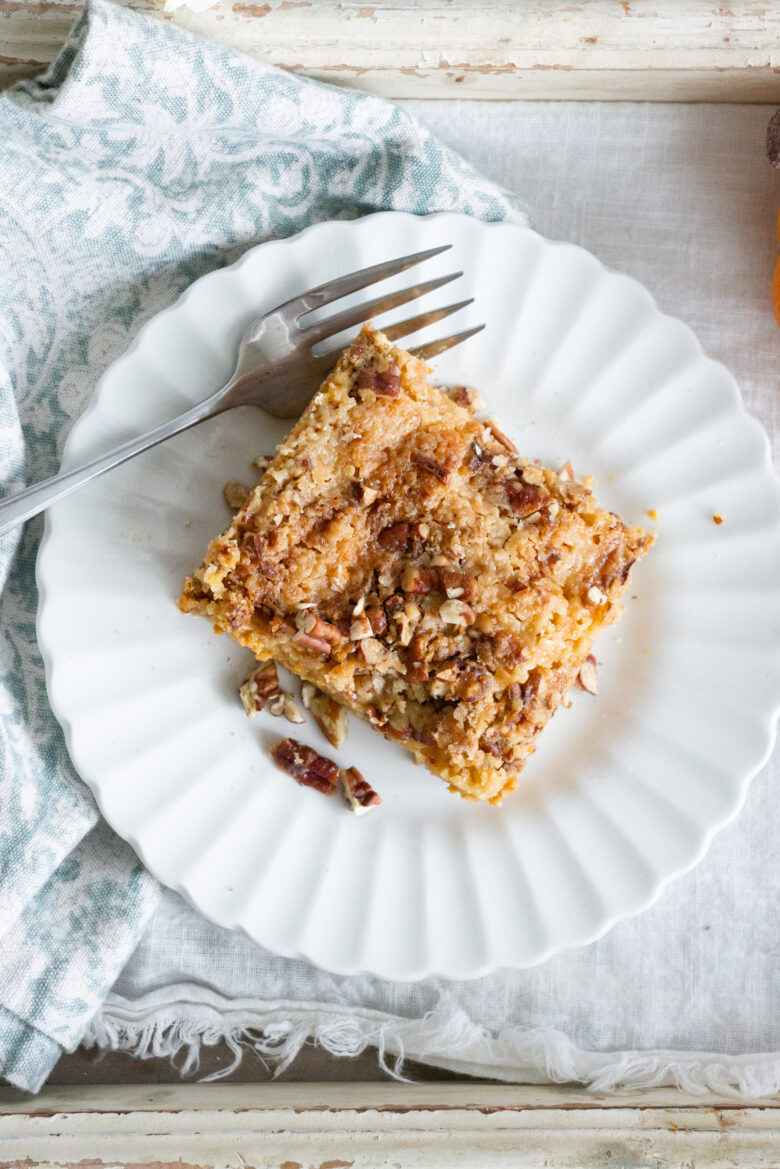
0 245 484 537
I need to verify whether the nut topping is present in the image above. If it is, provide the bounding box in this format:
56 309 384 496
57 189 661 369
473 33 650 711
438 598 476 627
271 738 340 794
295 611 343 645
447 384 485 412
412 451 450 482
366 607 388 635
576 654 598 695
467 439 489 472
252 454 274 474
302 683 349 748
504 482 549 518
378 522 410 550
341 765 381 815
267 693 286 716
282 695 306 724
558 460 575 481
239 661 281 716
292 632 334 655
401 564 435 594
357 363 401 397
440 570 477 602
349 613 374 640
484 417 518 453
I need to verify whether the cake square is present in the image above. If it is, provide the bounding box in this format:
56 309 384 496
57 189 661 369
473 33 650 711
180 325 652 803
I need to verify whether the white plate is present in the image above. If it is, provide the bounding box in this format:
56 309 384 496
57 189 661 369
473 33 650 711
37 212 780 980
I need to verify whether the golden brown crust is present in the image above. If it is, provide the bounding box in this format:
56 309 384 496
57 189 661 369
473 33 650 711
180 325 653 804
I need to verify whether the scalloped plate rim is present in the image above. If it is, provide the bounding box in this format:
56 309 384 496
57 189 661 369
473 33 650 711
36 211 780 980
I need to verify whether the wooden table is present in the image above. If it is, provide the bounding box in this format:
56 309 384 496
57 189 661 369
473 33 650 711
2 0 780 100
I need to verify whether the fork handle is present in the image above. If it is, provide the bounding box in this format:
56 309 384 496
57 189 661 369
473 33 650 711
0 396 219 538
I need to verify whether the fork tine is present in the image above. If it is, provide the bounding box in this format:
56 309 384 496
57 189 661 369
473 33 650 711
289 245 452 316
409 324 486 361
381 299 474 343
304 273 462 346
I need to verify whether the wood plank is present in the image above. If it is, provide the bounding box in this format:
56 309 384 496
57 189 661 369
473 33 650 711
0 1083 779 1169
2 0 780 100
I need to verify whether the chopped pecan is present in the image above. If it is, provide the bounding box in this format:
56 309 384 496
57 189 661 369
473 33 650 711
484 418 518 453
404 638 429 682
557 460 575 482
409 726 434 746
378 521 410 550
223 480 250 510
455 662 492 703
413 451 450 482
251 533 279 578
252 454 274 474
467 439 488 472
438 598 476 626
479 733 503 757
293 632 333 655
504 482 549 518
576 654 598 695
357 363 401 397
506 576 529 594
295 611 343 645
341 765 381 814
239 661 280 716
271 738 340 794
302 683 348 748
384 593 405 616
401 564 435 594
506 682 524 703
440 570 477 602
448 384 485 411
282 695 306 724
366 607 388 635
349 613 374 640
352 481 379 505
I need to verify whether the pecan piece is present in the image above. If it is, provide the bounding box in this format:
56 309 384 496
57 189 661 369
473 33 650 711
401 564 435 594
293 632 334 655
576 654 599 696
341 765 381 815
412 451 450 482
467 439 488 472
440 570 477 602
558 460 575 482
239 661 280 716
484 417 518 453
438 598 476 627
271 738 340 794
302 683 348 748
357 363 401 397
447 384 485 411
378 521 410 551
504 482 549 518
295 611 343 645
366 607 388 635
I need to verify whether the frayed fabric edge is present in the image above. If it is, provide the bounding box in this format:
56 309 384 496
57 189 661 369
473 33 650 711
82 999 780 1098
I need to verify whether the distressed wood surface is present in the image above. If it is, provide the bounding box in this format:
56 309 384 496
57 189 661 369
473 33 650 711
2 0 780 99
0 1083 779 1168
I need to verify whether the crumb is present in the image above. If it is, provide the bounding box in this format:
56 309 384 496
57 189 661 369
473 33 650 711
646 509 658 522
713 513 724 525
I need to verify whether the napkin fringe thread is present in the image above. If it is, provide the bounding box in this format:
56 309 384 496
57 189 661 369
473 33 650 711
83 1001 780 1097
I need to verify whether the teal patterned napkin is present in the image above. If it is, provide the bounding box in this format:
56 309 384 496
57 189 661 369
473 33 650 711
0 0 528 1092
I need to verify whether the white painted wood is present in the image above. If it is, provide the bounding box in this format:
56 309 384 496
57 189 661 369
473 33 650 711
2 0 780 99
0 1084 779 1168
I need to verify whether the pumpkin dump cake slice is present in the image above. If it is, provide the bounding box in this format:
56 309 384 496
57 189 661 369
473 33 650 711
180 325 653 804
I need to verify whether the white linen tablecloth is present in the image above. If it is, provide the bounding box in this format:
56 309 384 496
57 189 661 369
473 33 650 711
86 103 780 1095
